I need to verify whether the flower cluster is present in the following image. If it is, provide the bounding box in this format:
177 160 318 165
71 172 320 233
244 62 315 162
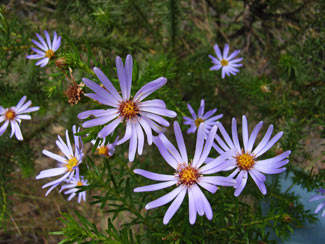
20 30 294 223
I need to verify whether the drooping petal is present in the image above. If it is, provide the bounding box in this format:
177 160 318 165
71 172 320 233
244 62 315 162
140 112 170 127
188 186 197 224
234 170 248 197
117 120 132 145
0 121 9 136
192 185 204 216
145 185 183 210
11 121 22 140
249 170 267 195
194 184 213 220
128 122 137 162
197 181 218 193
98 117 123 138
136 122 144 155
138 117 153 145
163 187 187 224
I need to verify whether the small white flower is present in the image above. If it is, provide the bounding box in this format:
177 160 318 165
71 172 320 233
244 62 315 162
183 99 223 138
26 30 61 67
60 168 88 203
36 125 83 196
209 43 243 79
0 96 39 140
91 136 119 157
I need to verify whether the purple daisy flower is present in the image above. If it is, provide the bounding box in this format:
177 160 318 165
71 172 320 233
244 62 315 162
134 121 236 225
91 136 119 157
183 99 223 137
309 188 325 217
36 125 84 196
211 115 290 196
0 96 39 141
78 54 177 162
208 43 243 79
60 168 88 203
26 30 61 67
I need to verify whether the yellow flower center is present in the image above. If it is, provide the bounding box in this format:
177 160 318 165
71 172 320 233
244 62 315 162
220 59 229 67
45 49 55 58
97 146 109 156
77 181 83 186
236 153 255 170
194 118 204 127
178 165 200 186
119 100 139 119
66 157 78 172
5 109 15 120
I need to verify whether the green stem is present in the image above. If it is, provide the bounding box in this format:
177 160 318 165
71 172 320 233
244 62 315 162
208 214 282 234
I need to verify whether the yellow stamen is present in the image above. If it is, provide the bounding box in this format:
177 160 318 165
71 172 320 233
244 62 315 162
77 181 83 186
178 165 200 186
97 146 109 157
119 100 139 119
236 153 255 170
5 109 15 120
194 118 204 127
220 59 228 67
66 157 78 172
45 49 55 58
